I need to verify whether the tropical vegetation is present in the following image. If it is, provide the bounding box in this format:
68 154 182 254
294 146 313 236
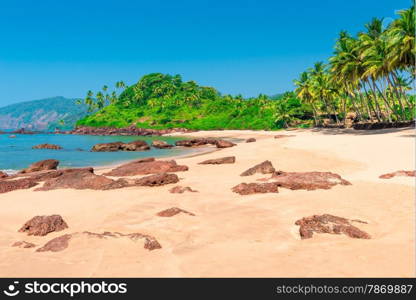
78 5 415 130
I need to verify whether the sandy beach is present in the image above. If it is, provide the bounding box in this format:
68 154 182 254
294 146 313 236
0 128 414 277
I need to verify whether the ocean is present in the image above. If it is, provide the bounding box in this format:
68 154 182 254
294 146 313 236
0 133 200 174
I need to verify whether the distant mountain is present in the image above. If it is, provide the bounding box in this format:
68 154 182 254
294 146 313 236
0 96 89 131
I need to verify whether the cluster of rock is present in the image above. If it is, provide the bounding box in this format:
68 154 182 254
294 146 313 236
232 160 351 195
175 138 236 148
0 157 187 193
89 137 236 152
169 186 198 193
295 214 371 239
14 214 162 252
65 125 194 136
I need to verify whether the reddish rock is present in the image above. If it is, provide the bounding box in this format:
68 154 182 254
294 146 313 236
379 170 416 179
134 173 179 186
169 186 198 193
0 171 8 179
35 168 121 191
215 140 236 148
0 178 38 194
152 140 173 149
91 142 124 152
175 138 218 147
36 234 72 252
240 160 275 176
198 156 235 165
12 241 36 248
37 231 162 252
120 140 150 151
104 159 188 176
20 159 59 174
19 215 68 236
232 182 279 195
272 171 351 190
274 134 295 139
246 138 256 143
295 214 371 239
156 207 195 217
32 143 62 150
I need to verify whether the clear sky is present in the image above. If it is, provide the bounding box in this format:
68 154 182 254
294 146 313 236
0 0 411 106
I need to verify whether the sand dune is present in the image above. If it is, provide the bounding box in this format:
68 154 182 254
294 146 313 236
0 128 414 277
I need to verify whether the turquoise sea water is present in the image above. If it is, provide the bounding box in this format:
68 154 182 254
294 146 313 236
0 133 200 174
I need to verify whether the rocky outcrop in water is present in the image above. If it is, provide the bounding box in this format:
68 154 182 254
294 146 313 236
295 214 371 239
20 159 59 174
151 140 174 149
0 171 8 179
91 140 150 152
156 207 195 217
104 158 188 176
198 156 236 165
32 144 62 150
232 182 279 195
240 160 275 176
175 138 236 148
19 215 68 236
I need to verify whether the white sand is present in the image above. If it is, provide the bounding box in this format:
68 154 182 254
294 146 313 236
0 127 414 277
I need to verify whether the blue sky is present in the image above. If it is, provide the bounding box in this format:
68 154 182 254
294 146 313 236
0 0 411 106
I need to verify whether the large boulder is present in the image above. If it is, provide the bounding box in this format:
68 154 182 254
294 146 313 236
198 156 235 165
232 182 279 195
36 234 72 252
152 140 173 149
19 215 68 236
120 140 150 151
295 214 371 239
104 158 188 176
35 168 124 191
134 173 179 187
0 178 38 193
20 159 59 174
246 138 256 143
240 160 275 176
379 170 416 179
215 140 236 148
0 171 8 179
91 142 124 152
271 171 351 190
175 138 218 147
156 207 195 217
169 185 198 193
32 144 62 150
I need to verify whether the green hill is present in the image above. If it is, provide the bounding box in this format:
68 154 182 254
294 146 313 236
0 96 89 131
77 73 312 130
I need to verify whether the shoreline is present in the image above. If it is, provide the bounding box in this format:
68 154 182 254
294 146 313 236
0 127 414 277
